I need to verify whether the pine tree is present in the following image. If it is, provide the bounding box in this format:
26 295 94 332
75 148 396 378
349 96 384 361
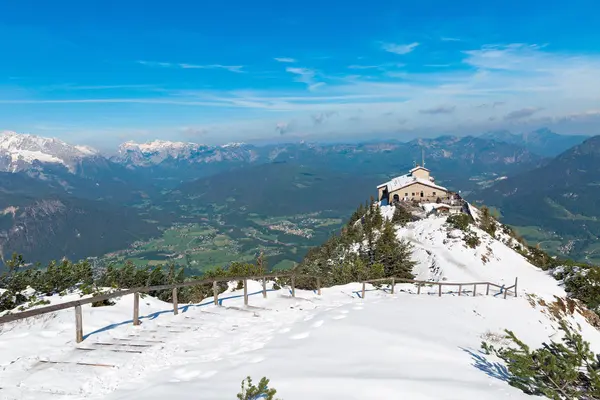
372 204 384 229
484 321 600 399
392 204 411 226
479 206 497 237
373 219 415 279
237 376 279 400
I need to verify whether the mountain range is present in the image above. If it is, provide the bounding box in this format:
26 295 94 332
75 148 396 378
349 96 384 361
0 128 591 266
474 135 600 263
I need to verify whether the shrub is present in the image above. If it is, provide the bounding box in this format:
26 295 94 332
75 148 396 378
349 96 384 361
237 376 279 400
392 204 412 226
479 206 497 237
446 213 472 231
464 231 481 249
482 321 600 399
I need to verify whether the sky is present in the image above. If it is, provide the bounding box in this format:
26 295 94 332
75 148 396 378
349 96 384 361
1 0 600 149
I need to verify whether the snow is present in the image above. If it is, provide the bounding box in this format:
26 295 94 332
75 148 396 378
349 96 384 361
123 140 193 153
9 149 63 165
0 131 98 172
1 215 599 399
378 172 448 192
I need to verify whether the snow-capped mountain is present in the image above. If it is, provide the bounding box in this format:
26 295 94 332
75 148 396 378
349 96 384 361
0 131 99 174
114 140 257 167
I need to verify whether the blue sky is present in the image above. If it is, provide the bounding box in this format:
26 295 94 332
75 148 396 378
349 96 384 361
1 0 600 149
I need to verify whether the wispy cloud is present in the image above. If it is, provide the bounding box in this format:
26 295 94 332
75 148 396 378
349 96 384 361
274 57 296 63
9 43 600 141
348 63 405 70
504 107 543 120
348 65 382 70
286 67 325 91
382 42 419 55
275 121 292 135
180 126 209 137
137 60 244 73
419 105 456 114
441 37 461 42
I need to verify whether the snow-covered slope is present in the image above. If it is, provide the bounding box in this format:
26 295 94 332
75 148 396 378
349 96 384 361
0 131 99 173
1 214 599 399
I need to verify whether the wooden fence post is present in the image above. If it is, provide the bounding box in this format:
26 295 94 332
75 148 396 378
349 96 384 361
514 277 518 298
244 279 248 306
291 275 296 298
172 287 178 315
75 305 83 343
390 278 395 295
417 283 421 295
473 284 477 297
213 281 219 305
362 282 366 299
133 292 140 326
262 277 267 298
317 277 321 296
438 283 442 297
503 285 508 300
486 283 490 296
458 284 462 296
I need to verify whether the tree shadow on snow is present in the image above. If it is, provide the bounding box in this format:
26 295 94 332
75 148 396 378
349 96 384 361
460 347 511 382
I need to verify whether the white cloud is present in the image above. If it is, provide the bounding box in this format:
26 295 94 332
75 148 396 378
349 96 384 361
11 43 600 141
382 42 419 55
285 67 326 91
138 60 244 73
274 57 296 63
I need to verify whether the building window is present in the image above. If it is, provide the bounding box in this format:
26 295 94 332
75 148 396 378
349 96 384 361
405 193 408 196
433 192 436 195
411 193 415 196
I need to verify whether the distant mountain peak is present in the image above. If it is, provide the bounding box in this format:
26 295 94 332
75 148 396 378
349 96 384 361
0 131 99 173
119 140 203 153
478 128 588 157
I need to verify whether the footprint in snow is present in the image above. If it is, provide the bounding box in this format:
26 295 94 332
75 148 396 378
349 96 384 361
311 320 324 328
248 356 265 364
199 370 218 379
332 315 347 320
279 327 291 334
290 332 310 340
352 306 364 310
172 369 202 381
340 310 349 314
303 315 315 321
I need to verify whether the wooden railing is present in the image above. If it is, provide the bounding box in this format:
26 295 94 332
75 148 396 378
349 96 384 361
0 273 518 344
360 277 518 299
0 272 322 343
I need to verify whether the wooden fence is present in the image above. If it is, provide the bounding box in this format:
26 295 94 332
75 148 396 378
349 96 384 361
360 277 518 299
0 272 321 343
0 274 517 344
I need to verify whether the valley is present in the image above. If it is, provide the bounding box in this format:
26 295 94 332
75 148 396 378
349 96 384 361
100 210 343 273
0 128 596 270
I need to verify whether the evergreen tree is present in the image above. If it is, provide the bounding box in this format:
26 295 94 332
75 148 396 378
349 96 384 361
372 204 384 229
237 376 279 400
483 321 600 399
479 206 497 237
373 220 415 279
392 204 412 226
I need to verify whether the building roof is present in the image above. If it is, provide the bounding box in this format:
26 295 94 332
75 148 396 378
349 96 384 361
377 173 447 192
410 166 430 173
